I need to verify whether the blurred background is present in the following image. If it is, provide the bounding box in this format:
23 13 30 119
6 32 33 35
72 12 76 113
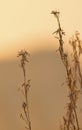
0 0 82 130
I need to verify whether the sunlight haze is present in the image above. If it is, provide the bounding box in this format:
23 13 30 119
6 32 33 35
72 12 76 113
0 0 82 60
0 1 82 130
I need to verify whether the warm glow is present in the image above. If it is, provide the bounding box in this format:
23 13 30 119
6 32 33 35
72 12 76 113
0 0 82 60
0 1 82 130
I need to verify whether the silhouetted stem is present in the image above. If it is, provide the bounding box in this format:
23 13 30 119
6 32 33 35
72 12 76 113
52 11 81 130
18 50 31 130
74 108 80 130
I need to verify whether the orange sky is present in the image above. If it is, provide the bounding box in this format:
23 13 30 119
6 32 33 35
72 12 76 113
0 0 82 60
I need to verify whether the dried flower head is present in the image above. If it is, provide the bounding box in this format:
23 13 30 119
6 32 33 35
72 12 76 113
17 50 30 66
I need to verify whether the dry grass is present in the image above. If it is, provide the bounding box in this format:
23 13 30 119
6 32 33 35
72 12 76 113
17 50 31 130
51 11 82 130
17 11 82 130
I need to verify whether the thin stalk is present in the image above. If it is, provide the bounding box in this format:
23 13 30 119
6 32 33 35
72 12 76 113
18 50 31 130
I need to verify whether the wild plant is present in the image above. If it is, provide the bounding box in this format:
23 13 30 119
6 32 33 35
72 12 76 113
18 50 31 130
51 11 82 130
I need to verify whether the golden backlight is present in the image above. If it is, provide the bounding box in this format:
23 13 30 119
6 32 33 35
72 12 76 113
0 1 82 130
0 0 82 60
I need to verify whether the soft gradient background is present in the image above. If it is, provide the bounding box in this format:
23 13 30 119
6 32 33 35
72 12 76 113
0 0 82 130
